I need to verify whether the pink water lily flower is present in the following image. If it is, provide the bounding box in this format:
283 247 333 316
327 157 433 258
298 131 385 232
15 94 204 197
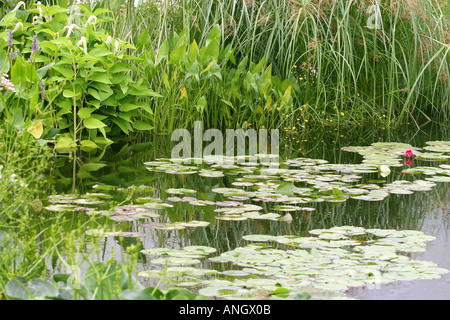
405 149 413 158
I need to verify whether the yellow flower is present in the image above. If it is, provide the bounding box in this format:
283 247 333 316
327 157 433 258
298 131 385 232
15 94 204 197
341 112 345 116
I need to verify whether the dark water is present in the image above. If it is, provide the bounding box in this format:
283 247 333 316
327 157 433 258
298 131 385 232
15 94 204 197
51 121 450 300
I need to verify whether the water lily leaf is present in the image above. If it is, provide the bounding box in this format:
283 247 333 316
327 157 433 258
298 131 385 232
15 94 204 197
109 215 140 222
222 270 250 277
425 176 450 183
151 257 201 266
198 286 250 298
416 153 450 161
198 170 224 178
179 220 210 228
151 223 186 230
6 277 59 300
184 246 217 255
216 215 248 221
44 204 76 212
165 188 197 195
242 212 280 220
242 235 276 242
143 202 174 209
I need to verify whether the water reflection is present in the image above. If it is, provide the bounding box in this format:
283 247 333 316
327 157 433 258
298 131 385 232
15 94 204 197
50 121 449 299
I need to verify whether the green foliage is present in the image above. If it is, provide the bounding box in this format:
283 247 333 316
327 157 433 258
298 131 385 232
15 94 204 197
109 0 449 128
4 260 207 300
140 25 294 132
0 2 160 151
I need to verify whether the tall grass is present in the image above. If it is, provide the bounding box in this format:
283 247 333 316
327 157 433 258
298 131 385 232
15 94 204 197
95 0 450 129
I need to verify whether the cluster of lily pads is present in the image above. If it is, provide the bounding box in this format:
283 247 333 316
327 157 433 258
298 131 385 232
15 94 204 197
43 140 450 233
142 141 450 210
41 140 449 299
137 226 448 299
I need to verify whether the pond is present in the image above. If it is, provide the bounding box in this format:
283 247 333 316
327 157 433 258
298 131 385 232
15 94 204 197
45 121 449 300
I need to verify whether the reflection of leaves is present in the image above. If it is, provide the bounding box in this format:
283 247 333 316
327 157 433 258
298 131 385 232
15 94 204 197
77 162 107 179
118 236 143 254
276 182 299 195
6 277 59 300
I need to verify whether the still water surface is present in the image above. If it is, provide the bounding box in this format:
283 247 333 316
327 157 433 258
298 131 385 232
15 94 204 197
51 122 449 299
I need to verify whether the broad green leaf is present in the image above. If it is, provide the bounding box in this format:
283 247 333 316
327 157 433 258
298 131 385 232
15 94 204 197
200 39 219 64
188 40 200 62
280 85 292 108
205 25 221 47
207 63 222 80
119 103 141 112
196 96 207 113
37 63 55 78
111 117 132 134
252 55 266 74
127 87 162 97
84 117 107 129
78 107 96 119
6 277 58 300
260 64 272 96
156 39 169 65
186 61 200 82
51 38 73 48
136 30 149 51
200 60 216 75
89 47 112 57
133 120 154 131
90 72 112 84
55 136 77 152
11 56 28 84
63 89 76 98
52 65 74 79
80 140 99 150
168 43 187 65
88 88 101 101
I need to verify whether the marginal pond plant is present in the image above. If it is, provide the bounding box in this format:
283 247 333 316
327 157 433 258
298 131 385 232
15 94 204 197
105 0 450 127
0 2 160 152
